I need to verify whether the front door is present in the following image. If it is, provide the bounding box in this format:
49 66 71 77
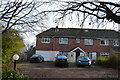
76 52 80 61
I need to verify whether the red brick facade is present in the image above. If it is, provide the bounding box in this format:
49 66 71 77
36 28 120 61
36 38 119 53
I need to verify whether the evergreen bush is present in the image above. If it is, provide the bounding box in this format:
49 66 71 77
95 53 120 69
2 69 28 80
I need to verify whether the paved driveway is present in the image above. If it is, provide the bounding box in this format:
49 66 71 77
18 62 119 79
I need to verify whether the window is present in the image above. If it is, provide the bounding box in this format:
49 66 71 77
86 52 92 59
84 39 93 45
100 39 109 45
113 40 119 46
86 52 97 60
59 38 68 44
76 39 80 43
41 38 50 43
100 53 109 56
58 51 68 56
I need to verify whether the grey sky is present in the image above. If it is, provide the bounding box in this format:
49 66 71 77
18 0 120 46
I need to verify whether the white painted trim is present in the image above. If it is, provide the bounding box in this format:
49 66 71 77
100 39 109 46
41 38 51 44
70 47 85 53
84 39 93 45
92 52 97 60
113 39 119 46
59 38 68 44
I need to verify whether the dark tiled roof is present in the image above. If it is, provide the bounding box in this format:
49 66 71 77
36 28 120 39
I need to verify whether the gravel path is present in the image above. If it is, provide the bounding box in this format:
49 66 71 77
18 62 119 78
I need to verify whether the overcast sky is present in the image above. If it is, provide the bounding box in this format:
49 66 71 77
22 0 120 46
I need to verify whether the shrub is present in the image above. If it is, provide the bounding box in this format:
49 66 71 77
95 53 120 69
108 53 120 68
2 70 28 80
95 56 109 66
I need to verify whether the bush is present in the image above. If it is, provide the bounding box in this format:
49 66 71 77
2 63 13 71
95 53 120 69
95 56 109 66
108 53 120 68
2 70 28 80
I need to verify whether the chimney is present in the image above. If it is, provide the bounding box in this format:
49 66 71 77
55 26 59 32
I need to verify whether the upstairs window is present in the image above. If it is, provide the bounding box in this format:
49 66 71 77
59 38 68 44
84 39 93 45
113 40 119 46
100 39 109 45
76 39 80 43
41 38 50 43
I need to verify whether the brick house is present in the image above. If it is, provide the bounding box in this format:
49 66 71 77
36 28 120 62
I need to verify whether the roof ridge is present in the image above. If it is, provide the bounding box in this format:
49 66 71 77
36 27 119 39
51 27 116 31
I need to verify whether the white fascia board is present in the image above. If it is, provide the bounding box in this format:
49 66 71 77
70 47 85 53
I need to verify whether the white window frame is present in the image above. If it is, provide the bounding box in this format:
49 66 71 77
84 39 93 45
59 51 68 56
59 38 68 44
100 39 109 46
86 52 92 59
76 39 80 43
41 38 50 44
100 53 109 56
113 40 119 46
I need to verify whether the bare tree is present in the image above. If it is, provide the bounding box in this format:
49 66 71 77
0 0 49 34
40 1 120 28
1 0 120 34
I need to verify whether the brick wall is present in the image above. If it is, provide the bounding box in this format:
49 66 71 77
36 38 118 53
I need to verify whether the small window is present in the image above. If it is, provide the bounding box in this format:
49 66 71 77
100 40 109 45
59 38 68 44
100 53 109 56
41 38 50 43
84 39 93 45
59 51 68 56
76 39 80 43
113 40 119 46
